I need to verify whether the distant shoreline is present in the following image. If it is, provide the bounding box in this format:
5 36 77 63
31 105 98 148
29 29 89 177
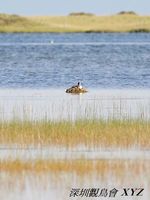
0 13 150 33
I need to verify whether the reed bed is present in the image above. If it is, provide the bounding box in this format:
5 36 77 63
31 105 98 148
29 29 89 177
0 119 149 148
0 159 149 176
1 14 150 32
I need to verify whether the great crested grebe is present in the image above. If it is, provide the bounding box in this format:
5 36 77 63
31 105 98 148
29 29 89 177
65 82 87 94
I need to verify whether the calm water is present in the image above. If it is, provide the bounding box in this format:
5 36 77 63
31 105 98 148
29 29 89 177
0 89 150 121
0 33 150 88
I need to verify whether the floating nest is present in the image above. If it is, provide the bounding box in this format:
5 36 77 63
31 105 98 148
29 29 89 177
66 87 88 94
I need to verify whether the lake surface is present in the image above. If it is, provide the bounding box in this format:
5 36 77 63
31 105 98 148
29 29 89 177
0 33 150 121
0 33 150 200
0 33 150 88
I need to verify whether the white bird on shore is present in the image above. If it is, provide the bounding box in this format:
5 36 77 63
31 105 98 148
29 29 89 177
50 40 54 44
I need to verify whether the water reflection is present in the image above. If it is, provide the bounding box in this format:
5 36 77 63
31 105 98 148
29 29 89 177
0 146 150 160
0 159 149 200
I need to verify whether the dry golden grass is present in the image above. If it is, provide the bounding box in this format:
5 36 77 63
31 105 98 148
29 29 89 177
0 159 149 181
0 119 149 148
0 14 150 32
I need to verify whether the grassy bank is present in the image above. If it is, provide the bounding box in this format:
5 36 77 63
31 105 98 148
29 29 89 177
0 13 150 33
0 119 149 148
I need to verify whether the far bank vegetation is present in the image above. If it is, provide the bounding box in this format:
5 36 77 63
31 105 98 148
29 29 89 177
0 12 150 33
69 12 94 16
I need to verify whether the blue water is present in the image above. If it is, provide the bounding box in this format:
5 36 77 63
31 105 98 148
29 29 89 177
0 33 150 88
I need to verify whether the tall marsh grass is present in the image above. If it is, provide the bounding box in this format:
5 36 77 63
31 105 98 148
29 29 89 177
0 159 149 176
0 119 149 148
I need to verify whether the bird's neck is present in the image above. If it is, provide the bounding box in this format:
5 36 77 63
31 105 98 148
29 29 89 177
79 84 82 89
